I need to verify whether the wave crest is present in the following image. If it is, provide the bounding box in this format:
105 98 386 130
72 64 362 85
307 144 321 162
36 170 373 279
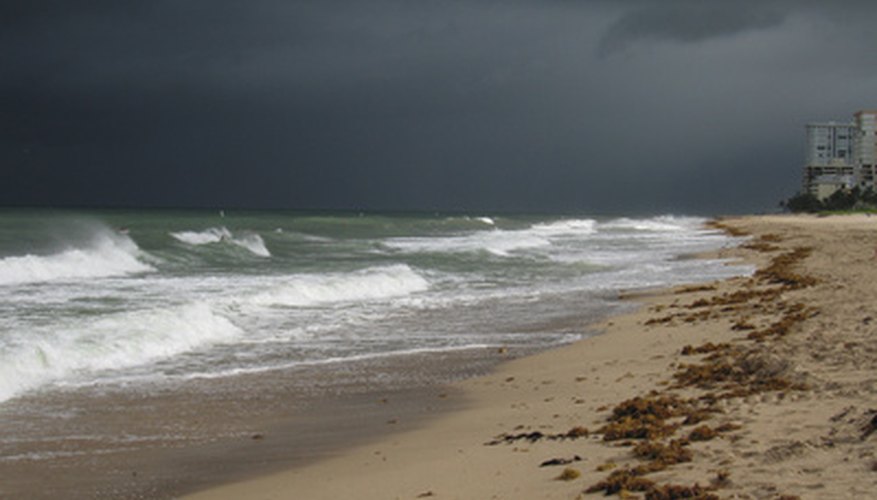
246 265 429 308
0 302 242 403
170 227 271 257
0 230 153 286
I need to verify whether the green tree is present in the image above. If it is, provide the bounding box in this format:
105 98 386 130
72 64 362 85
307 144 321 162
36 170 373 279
780 192 823 213
823 188 857 211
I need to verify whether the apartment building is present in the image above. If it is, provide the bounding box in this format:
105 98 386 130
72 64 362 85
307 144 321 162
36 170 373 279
802 121 856 198
854 110 877 190
801 110 877 198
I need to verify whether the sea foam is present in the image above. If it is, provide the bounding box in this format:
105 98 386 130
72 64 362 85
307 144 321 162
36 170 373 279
246 265 429 308
384 219 598 257
170 227 271 257
384 229 550 257
0 302 242 403
0 230 153 286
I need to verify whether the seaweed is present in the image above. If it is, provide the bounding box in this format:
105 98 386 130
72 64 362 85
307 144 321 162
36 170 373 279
609 395 691 421
632 439 693 468
753 247 817 289
681 409 714 426
485 426 589 445
644 484 718 500
714 422 741 433
747 305 816 342
687 425 718 442
585 468 656 495
600 415 678 442
743 241 780 253
596 461 617 472
675 285 717 294
556 467 581 481
540 455 582 467
706 220 749 237
587 473 718 499
681 343 731 356
731 319 757 331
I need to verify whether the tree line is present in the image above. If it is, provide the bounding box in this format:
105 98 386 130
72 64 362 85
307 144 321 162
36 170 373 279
781 186 877 213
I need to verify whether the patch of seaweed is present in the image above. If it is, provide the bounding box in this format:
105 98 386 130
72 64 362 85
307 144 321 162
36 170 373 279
706 220 749 237
645 315 676 326
743 241 780 253
632 439 693 468
556 467 580 481
609 395 691 421
587 471 719 499
485 426 589 445
673 341 809 398
687 425 719 442
599 395 699 442
682 409 714 426
540 455 582 467
585 468 657 495
681 342 731 356
644 483 719 500
675 285 717 294
714 422 741 433
746 305 816 342
753 247 817 289
600 416 678 442
731 319 756 331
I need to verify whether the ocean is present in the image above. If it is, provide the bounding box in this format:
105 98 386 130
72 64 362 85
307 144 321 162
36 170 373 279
0 209 750 497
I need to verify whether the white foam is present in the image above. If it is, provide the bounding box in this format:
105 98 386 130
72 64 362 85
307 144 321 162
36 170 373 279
0 302 242 403
246 265 429 308
599 216 704 233
385 229 550 257
170 227 270 257
230 233 270 257
0 230 153 286
530 219 598 235
170 227 231 245
384 219 599 257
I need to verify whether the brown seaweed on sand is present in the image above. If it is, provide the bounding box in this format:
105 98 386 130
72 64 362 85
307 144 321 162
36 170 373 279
485 426 589 445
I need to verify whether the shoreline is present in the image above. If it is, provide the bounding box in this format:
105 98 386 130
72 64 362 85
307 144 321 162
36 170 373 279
185 214 877 499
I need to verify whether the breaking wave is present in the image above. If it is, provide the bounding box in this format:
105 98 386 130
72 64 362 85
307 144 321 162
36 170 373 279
0 229 153 286
170 227 270 257
383 218 597 257
599 216 705 233
0 302 242 403
246 265 430 308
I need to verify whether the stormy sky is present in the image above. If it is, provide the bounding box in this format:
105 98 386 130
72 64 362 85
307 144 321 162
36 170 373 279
3 1 877 214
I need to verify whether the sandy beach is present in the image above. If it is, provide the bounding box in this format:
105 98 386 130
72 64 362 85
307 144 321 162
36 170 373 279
183 214 877 499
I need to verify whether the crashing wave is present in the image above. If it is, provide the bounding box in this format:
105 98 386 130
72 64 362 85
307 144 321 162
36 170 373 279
0 230 153 286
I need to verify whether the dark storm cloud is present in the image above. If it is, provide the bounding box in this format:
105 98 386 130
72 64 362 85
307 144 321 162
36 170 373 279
599 1 787 55
3 0 877 213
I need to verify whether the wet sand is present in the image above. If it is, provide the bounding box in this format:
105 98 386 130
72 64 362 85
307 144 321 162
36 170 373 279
0 348 524 499
185 214 877 499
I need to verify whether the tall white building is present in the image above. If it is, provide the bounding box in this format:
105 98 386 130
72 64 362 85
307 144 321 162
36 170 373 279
854 110 877 190
802 121 856 198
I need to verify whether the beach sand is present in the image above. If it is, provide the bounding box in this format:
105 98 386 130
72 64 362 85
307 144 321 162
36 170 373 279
185 214 877 499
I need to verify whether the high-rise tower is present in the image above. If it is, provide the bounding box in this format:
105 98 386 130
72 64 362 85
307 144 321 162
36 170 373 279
854 110 877 190
802 121 856 198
